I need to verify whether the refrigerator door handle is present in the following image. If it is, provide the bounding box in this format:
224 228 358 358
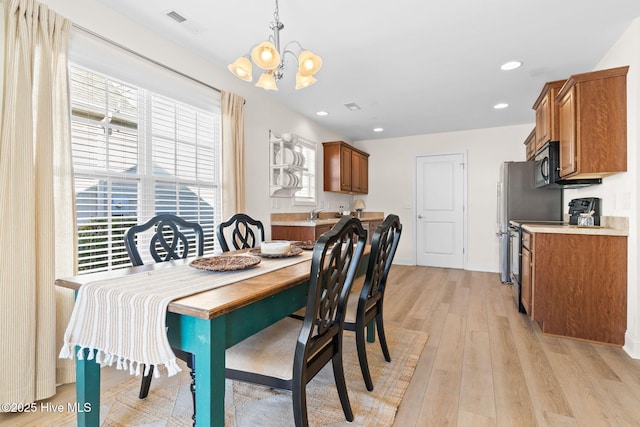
496 181 503 231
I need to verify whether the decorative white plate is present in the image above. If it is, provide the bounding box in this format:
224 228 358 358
189 255 261 271
248 247 303 258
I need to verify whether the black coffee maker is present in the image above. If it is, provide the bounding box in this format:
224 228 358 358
568 198 601 226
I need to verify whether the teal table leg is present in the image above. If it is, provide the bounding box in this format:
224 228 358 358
76 349 100 426
169 313 225 427
366 320 375 343
195 316 226 427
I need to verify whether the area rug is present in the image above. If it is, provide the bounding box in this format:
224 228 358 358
53 327 427 427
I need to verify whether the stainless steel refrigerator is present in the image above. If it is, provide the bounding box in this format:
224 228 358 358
497 161 562 283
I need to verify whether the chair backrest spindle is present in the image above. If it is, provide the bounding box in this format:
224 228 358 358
124 214 204 266
217 213 265 252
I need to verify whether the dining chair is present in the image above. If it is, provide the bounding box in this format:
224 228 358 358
225 216 367 427
124 213 203 422
344 214 402 391
216 213 265 252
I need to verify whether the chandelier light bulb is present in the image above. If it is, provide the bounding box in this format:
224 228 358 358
303 58 314 71
227 57 253 82
251 41 281 70
297 51 322 77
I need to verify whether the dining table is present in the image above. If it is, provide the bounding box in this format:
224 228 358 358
55 247 370 426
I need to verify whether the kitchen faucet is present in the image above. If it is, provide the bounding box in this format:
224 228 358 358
309 208 325 220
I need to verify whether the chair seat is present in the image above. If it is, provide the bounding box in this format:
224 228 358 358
226 317 301 380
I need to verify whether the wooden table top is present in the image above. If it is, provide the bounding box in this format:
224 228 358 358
55 247 369 321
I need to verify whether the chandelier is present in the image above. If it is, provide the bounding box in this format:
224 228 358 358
227 0 323 91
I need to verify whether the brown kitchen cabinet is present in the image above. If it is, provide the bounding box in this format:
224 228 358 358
272 218 382 245
524 128 536 160
529 232 627 346
556 66 628 179
323 141 369 194
367 219 382 241
271 223 333 241
532 80 565 153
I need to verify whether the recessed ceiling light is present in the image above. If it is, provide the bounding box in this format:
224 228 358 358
316 111 329 116
344 102 361 111
373 127 384 132
501 61 523 71
494 103 509 109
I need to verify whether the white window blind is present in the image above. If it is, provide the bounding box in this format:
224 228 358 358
70 64 221 273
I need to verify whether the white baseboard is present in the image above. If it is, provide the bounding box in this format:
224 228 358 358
391 259 500 273
392 257 414 266
624 331 640 359
464 264 500 273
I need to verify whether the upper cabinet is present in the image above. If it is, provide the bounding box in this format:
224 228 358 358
323 141 369 194
532 80 565 153
524 128 536 160
556 66 628 179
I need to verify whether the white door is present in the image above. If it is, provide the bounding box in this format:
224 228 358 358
416 154 465 268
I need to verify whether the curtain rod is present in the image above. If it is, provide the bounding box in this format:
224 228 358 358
71 23 222 94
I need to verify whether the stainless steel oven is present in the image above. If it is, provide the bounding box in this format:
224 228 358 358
508 224 521 310
509 225 520 284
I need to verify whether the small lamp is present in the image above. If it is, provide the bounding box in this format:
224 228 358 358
353 199 366 218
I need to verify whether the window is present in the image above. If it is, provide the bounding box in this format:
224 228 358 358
293 137 317 205
70 65 221 273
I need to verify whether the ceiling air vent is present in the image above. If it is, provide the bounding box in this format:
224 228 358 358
344 102 361 111
163 9 206 34
166 10 187 23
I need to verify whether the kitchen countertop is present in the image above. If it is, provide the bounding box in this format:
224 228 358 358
521 216 628 236
271 212 385 227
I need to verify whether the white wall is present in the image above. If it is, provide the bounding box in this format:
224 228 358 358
564 18 640 357
39 0 354 240
355 123 532 268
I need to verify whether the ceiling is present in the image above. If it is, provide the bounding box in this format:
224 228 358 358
95 0 640 141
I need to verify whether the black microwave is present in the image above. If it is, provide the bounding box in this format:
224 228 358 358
534 141 601 189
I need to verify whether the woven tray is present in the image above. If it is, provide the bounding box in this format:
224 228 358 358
189 255 261 271
291 240 316 250
248 246 303 258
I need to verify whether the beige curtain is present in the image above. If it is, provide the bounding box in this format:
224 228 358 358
221 91 246 218
0 0 77 405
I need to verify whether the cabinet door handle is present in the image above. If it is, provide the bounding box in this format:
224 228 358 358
418 215 424 219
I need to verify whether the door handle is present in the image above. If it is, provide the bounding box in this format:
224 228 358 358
418 215 424 219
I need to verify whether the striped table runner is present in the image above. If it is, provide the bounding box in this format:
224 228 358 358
60 252 313 377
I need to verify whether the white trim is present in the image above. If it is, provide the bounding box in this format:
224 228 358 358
292 136 318 206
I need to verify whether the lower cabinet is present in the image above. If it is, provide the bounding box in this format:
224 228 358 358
529 232 627 345
366 220 383 244
271 224 333 241
271 219 383 245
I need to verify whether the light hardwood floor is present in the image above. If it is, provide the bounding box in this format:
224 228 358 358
390 266 640 426
3 265 640 426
